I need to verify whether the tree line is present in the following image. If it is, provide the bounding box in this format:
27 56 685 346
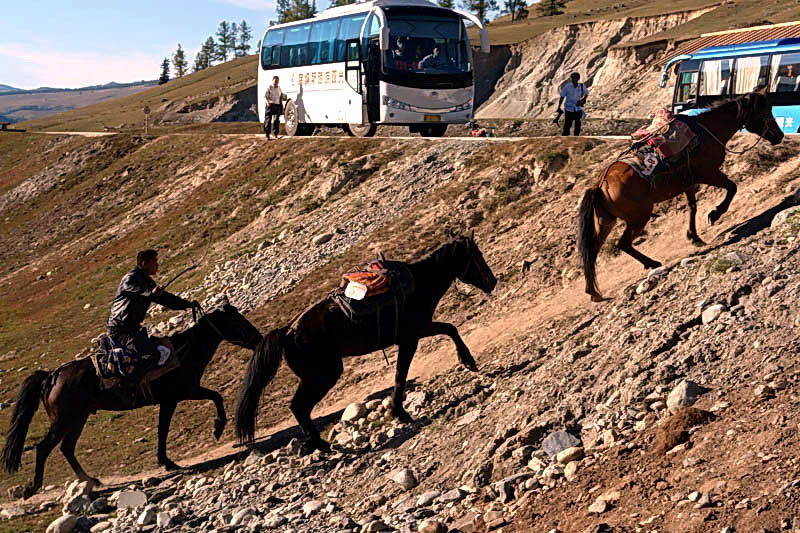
159 20 254 85
158 0 568 83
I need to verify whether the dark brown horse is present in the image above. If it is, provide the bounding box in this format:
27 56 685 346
235 235 497 452
578 91 784 301
2 304 262 498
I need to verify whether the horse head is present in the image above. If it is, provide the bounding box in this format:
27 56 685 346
453 233 497 294
202 302 263 350
741 90 784 145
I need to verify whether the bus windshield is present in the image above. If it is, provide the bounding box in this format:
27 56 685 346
383 11 471 75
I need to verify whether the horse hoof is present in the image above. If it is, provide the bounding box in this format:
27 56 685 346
460 356 478 372
590 294 605 303
214 418 226 440
161 459 182 471
22 485 38 500
393 409 414 424
707 210 720 225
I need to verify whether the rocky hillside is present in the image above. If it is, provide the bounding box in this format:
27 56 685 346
0 127 798 532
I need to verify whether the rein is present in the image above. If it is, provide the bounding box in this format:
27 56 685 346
696 122 762 155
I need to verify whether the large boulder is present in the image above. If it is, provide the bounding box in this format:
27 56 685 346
46 515 78 533
541 430 581 458
666 380 705 413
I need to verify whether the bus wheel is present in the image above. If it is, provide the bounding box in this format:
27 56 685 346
345 123 377 137
284 101 302 137
420 124 447 137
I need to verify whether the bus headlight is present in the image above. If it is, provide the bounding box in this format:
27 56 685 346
453 100 472 112
383 96 413 111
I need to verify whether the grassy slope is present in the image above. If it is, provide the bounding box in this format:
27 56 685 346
18 55 257 133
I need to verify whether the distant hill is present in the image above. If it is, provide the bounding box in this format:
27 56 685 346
0 81 158 125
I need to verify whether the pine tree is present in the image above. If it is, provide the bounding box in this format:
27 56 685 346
158 58 170 85
172 44 188 77
537 0 566 16
215 21 234 62
202 36 216 66
237 20 253 57
329 0 356 6
290 0 316 20
276 0 316 23
502 0 528 21
230 22 240 57
438 0 455 7
460 0 497 22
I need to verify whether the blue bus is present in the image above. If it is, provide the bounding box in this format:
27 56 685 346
660 37 800 134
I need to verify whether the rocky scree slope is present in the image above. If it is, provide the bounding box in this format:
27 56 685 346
40 169 800 533
0 132 799 532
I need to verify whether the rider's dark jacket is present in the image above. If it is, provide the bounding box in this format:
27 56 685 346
107 267 192 335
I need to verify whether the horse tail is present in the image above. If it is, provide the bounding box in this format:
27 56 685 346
235 326 288 445
578 187 601 298
2 370 48 473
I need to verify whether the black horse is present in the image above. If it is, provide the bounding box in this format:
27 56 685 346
236 235 497 452
1 303 262 498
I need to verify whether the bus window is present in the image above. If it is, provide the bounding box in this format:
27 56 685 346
733 55 770 94
335 14 367 62
384 12 470 74
261 29 285 68
362 13 380 51
676 71 698 103
699 59 732 96
770 52 800 92
282 23 312 67
309 19 338 65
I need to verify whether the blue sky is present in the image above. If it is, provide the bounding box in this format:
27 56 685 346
1 0 284 89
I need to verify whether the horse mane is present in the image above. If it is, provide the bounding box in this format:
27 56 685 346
164 309 222 360
705 93 758 123
415 236 469 266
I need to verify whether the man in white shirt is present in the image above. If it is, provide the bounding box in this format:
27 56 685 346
558 72 589 136
264 76 287 139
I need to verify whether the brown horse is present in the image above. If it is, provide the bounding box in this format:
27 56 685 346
1 304 262 498
235 235 497 453
578 91 784 301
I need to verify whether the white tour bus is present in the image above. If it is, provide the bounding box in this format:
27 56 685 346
257 0 489 137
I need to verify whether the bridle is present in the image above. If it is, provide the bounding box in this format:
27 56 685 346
190 307 253 349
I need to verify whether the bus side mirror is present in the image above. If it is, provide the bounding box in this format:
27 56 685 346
380 27 390 51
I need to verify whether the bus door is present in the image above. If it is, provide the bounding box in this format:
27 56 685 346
365 38 381 123
344 39 364 124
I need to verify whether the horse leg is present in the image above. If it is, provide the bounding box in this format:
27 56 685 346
24 422 67 499
705 171 737 225
391 340 420 424
685 186 705 245
157 401 181 471
187 387 227 441
617 218 662 270
419 322 476 371
289 358 343 453
60 417 100 488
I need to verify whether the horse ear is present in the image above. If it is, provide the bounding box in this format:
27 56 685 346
470 229 475 240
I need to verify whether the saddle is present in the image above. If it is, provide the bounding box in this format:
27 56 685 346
92 335 180 392
623 109 700 178
332 258 415 323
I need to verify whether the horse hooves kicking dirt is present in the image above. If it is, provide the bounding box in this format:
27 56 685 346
578 91 783 302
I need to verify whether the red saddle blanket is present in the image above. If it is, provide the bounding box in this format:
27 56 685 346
631 108 696 159
341 260 392 298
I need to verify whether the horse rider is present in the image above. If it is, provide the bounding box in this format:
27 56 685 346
107 249 201 402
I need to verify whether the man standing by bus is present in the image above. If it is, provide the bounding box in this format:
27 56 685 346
264 76 287 139
557 72 589 136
